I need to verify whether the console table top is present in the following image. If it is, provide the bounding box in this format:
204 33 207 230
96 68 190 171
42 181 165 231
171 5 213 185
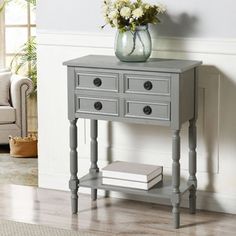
63 55 202 73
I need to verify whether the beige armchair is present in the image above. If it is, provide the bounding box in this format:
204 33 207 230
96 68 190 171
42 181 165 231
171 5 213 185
0 69 33 144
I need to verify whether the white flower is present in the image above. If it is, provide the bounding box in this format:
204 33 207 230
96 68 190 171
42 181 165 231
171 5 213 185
129 18 134 23
157 4 166 13
132 8 144 19
120 7 131 19
116 0 130 4
108 10 118 20
102 5 109 13
112 19 118 27
105 16 111 24
144 4 150 10
115 0 131 8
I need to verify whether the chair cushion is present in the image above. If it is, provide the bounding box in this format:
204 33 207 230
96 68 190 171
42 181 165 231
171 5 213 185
0 71 11 106
0 106 16 124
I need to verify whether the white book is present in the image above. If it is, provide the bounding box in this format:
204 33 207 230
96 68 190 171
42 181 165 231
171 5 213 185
102 174 162 190
102 161 163 182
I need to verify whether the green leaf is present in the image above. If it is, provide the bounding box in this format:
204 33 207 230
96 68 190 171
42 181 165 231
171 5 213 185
10 36 37 95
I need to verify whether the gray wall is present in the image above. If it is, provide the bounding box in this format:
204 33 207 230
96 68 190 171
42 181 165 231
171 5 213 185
37 0 236 38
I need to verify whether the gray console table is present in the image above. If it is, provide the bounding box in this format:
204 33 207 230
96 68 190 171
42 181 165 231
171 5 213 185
63 55 202 229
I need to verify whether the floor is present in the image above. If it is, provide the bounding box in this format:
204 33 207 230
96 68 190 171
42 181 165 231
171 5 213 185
0 184 235 236
0 145 38 186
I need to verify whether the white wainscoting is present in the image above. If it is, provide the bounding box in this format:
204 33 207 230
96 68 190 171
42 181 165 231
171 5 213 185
37 30 236 214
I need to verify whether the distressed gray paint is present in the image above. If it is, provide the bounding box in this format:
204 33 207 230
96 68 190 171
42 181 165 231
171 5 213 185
69 119 79 214
188 68 198 214
124 100 170 121
65 55 201 228
75 69 119 92
76 96 119 116
171 129 181 228
180 69 195 124
67 67 76 120
63 55 201 73
188 119 197 214
90 119 99 201
79 172 192 198
124 73 171 96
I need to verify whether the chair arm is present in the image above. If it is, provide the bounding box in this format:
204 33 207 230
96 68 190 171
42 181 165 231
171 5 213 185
10 74 34 137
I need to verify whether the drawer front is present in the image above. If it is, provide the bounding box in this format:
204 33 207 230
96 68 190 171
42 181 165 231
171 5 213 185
76 96 119 116
75 69 118 92
124 100 170 121
124 74 170 96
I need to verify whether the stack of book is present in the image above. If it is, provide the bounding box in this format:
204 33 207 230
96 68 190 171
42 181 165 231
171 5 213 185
102 161 163 190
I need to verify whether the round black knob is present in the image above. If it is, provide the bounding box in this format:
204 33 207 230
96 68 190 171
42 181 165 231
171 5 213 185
144 81 153 90
143 106 152 115
94 101 102 111
93 78 102 87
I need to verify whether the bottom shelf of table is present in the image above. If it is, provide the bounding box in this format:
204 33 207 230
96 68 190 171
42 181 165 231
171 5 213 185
79 173 192 199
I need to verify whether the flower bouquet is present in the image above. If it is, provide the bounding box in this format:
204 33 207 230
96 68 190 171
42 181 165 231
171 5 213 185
102 0 166 62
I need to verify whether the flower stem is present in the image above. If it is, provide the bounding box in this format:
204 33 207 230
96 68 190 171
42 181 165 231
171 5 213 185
128 31 137 56
136 31 146 55
128 30 146 56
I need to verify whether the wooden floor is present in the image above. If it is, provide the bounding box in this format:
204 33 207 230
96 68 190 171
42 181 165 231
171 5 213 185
0 184 235 236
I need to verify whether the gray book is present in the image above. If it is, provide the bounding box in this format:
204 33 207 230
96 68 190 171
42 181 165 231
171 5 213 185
102 161 163 182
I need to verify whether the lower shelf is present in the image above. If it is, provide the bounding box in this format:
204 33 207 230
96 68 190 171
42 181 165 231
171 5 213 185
79 173 192 199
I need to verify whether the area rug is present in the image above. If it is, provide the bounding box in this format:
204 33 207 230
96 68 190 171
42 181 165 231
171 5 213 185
0 219 102 236
0 153 38 186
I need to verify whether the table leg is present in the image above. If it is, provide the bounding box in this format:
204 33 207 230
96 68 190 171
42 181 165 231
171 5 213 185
90 119 99 201
69 119 79 214
188 119 197 214
171 129 181 229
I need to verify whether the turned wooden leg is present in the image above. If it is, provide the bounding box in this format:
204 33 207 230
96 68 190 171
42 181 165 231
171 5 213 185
90 120 99 201
171 129 181 229
188 119 197 214
69 119 79 214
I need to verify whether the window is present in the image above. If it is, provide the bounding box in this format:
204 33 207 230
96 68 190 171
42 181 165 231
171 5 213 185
0 0 36 68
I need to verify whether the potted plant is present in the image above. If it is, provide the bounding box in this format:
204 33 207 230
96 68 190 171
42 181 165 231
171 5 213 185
0 0 37 96
10 36 37 96
102 0 166 62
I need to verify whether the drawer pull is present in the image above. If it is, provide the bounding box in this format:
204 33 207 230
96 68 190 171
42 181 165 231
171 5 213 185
143 106 152 115
93 78 102 87
144 81 153 90
94 101 103 111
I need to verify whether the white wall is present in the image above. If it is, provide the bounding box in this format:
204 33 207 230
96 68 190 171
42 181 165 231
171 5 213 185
37 0 236 214
37 0 236 38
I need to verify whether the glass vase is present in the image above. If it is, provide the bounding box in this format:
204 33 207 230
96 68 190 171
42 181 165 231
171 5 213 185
115 25 152 62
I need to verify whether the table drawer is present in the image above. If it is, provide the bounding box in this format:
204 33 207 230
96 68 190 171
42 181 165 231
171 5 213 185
124 73 170 96
75 69 118 92
124 100 170 121
76 96 119 116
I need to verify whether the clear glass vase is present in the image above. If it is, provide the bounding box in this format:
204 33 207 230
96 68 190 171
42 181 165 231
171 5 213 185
115 25 152 62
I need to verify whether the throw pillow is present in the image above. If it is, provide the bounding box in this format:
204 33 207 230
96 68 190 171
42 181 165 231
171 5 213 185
0 71 11 106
